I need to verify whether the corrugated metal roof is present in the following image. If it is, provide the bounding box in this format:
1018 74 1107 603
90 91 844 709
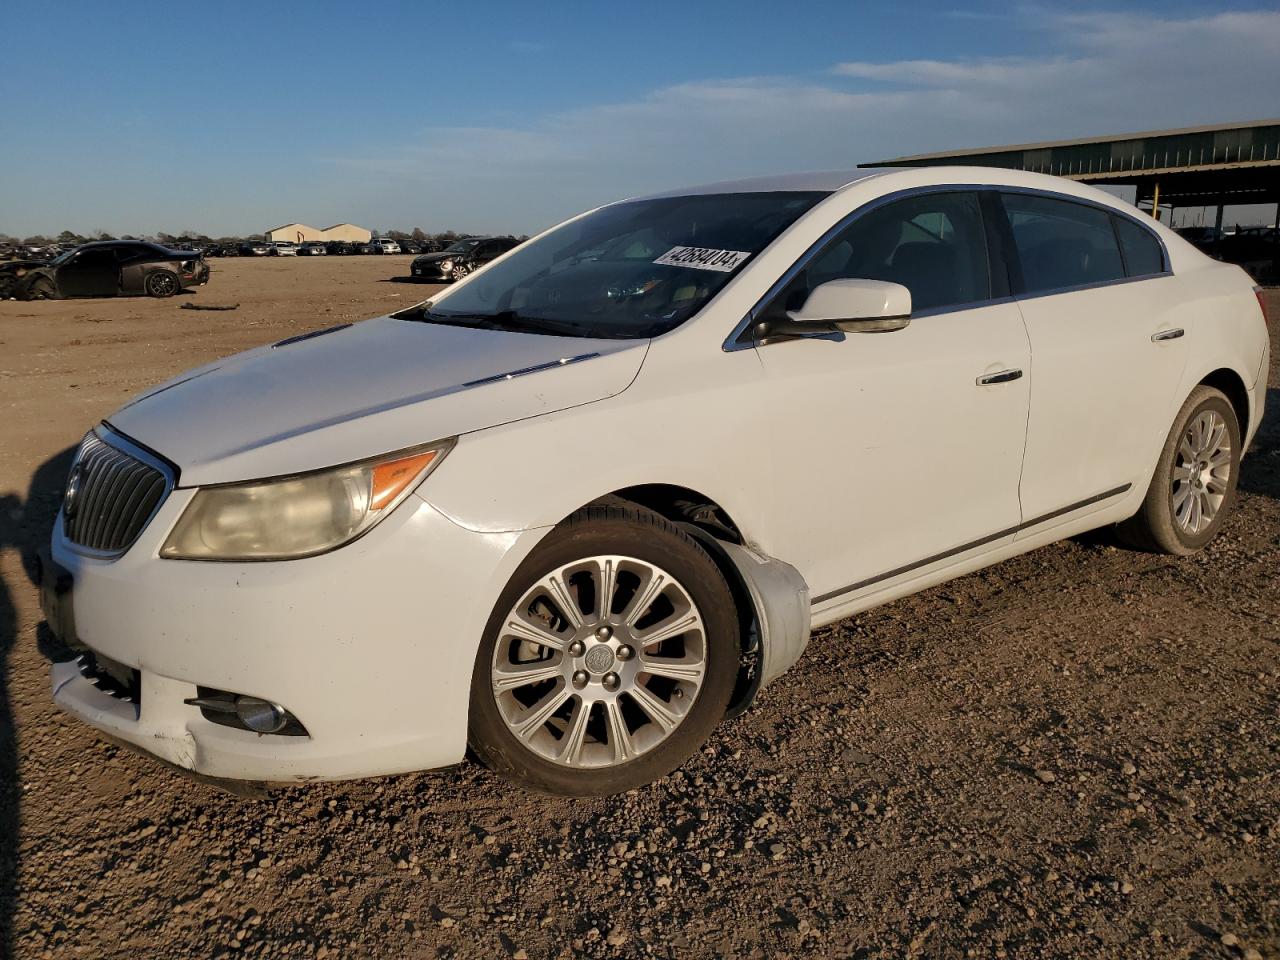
866 118 1280 165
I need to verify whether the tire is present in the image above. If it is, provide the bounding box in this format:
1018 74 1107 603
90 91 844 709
1118 385 1241 554
451 262 470 281
24 277 57 300
468 502 740 796
144 271 179 298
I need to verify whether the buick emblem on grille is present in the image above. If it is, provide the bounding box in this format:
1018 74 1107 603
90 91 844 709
63 462 86 520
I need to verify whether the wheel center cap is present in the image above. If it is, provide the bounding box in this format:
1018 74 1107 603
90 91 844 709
584 645 616 675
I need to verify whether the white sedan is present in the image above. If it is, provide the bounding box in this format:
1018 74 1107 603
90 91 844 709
40 167 1269 796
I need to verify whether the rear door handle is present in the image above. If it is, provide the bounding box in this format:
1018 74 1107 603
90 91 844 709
1151 328 1184 342
976 368 1023 386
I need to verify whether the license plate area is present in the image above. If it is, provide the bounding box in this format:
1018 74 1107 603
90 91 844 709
38 548 77 646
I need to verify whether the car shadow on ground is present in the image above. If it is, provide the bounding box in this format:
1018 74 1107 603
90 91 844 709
1239 387 1280 500
0 445 75 956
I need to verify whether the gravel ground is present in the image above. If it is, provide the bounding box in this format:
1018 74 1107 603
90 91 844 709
0 260 1276 960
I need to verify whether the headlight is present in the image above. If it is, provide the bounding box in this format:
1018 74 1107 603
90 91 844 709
439 260 453 271
160 440 453 560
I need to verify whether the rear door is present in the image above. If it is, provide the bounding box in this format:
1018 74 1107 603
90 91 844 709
997 191 1187 529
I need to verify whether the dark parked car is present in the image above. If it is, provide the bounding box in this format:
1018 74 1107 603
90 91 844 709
1217 226 1279 283
1174 226 1222 253
409 236 521 281
239 241 270 256
298 241 328 256
352 242 374 255
397 239 421 255
7 240 210 300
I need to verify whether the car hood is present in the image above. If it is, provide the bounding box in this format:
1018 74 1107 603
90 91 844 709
107 315 648 486
1 259 50 273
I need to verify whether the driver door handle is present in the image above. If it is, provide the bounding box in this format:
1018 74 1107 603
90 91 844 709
1151 328 1184 342
976 368 1023 386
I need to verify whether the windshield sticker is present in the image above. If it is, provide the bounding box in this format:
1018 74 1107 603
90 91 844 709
654 246 752 273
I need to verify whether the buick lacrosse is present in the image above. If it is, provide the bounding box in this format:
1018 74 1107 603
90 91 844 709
40 167 1269 795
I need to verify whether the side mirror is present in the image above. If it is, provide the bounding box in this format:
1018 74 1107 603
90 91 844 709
785 278 912 334
753 279 912 344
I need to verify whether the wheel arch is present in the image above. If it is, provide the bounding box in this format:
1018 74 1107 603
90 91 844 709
580 484 811 719
1197 367 1251 438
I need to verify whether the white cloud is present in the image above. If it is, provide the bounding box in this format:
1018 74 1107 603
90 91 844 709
333 9 1280 234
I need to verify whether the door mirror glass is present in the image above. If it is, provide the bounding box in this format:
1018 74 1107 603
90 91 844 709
787 278 912 333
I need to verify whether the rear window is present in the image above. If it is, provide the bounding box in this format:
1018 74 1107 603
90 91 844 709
1002 193 1125 294
1114 217 1165 277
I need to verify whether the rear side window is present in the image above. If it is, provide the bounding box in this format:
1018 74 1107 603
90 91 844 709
1002 193 1125 294
1114 217 1165 277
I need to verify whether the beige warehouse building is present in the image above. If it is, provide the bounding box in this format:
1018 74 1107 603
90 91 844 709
265 222 372 244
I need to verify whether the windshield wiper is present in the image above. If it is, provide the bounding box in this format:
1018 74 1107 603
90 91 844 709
412 309 616 339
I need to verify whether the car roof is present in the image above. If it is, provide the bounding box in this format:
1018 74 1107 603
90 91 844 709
633 169 887 200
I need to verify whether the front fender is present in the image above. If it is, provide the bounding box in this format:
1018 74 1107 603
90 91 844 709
716 541 811 690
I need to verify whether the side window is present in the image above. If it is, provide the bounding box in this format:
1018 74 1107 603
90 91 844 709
71 249 117 270
762 191 991 320
1001 193 1125 293
1113 217 1165 278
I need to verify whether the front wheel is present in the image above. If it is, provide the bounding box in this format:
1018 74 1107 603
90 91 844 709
1118 385 1241 554
468 503 739 796
24 277 58 300
144 271 179 298
450 262 470 281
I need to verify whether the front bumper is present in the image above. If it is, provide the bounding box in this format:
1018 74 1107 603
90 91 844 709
410 262 453 280
43 488 547 782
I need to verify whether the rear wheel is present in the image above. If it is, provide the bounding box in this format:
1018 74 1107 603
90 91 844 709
144 270 179 298
1118 385 1241 554
468 503 739 796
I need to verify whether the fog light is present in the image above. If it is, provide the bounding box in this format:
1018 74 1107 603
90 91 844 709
235 696 288 734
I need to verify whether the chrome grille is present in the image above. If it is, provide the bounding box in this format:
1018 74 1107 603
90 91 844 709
63 431 170 554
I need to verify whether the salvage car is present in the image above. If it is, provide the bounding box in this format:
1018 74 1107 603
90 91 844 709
410 235 520 281
13 240 209 299
298 242 328 256
240 241 270 256
40 168 1268 796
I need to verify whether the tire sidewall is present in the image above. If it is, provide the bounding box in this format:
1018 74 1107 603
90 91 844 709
468 514 738 796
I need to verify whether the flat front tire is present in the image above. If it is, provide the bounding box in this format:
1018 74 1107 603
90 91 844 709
468 502 739 796
1118 385 1241 554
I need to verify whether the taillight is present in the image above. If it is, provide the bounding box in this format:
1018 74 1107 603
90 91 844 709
1255 286 1272 326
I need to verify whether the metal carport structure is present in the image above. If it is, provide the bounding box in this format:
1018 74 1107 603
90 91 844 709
862 119 1280 271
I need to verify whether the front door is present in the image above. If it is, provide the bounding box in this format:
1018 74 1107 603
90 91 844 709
754 190 1032 608
57 248 119 297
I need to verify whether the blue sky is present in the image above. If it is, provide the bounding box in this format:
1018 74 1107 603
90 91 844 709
1 1 1278 238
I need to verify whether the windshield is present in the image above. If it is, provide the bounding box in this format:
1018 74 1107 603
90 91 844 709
412 191 826 339
51 247 80 265
444 239 481 253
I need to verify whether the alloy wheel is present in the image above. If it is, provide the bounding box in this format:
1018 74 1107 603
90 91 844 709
1172 409 1232 535
490 555 707 769
147 272 178 297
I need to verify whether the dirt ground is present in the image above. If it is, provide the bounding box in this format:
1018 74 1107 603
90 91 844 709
0 258 1276 960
